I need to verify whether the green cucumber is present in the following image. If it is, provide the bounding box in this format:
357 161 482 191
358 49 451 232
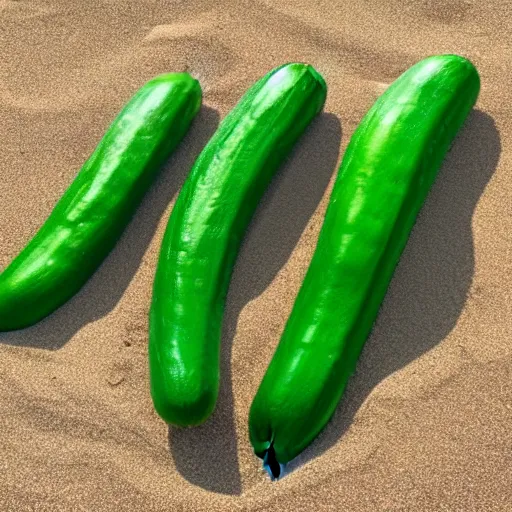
249 54 480 475
0 73 201 331
149 63 327 427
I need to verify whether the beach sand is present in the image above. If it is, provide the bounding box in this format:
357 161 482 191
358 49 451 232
1 1 511 510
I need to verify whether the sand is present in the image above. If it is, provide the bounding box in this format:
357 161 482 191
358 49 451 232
1 0 511 510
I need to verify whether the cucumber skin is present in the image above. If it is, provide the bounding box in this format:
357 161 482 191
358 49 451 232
149 63 327 427
249 55 480 465
0 74 201 331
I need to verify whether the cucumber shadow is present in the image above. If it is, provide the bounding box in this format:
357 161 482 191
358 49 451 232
167 112 342 495
285 110 501 475
0 106 220 349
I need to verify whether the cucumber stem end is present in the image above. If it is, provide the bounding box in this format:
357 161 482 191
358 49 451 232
262 444 285 480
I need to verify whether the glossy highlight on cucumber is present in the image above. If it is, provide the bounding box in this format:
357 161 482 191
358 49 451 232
149 63 327 427
0 73 202 331
249 55 480 476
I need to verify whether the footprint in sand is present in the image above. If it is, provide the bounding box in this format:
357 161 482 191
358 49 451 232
142 23 236 81
0 0 54 21
107 360 133 388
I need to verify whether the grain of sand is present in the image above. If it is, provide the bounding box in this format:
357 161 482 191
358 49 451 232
1 1 512 510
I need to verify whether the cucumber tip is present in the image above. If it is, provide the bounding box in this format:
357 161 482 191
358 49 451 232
307 65 327 92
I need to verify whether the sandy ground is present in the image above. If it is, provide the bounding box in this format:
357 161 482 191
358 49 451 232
1 1 512 510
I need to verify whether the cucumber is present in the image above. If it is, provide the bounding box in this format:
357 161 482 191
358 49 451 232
149 63 327 427
0 73 201 331
249 55 480 476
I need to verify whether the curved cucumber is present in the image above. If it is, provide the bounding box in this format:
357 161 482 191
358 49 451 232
149 63 327 427
0 73 201 331
249 55 480 474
